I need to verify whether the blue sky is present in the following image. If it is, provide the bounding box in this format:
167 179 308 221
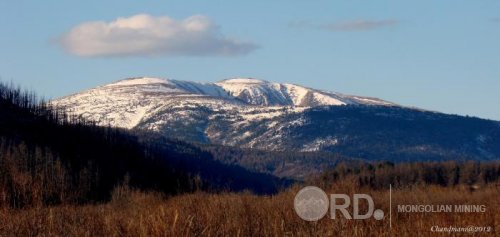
1 0 499 120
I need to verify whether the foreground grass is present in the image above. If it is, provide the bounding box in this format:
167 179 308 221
0 184 498 237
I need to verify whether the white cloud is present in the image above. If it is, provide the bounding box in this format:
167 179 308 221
59 14 258 57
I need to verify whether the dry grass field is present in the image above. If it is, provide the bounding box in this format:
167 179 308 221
1 181 498 237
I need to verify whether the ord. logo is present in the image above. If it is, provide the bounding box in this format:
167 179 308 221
294 186 384 221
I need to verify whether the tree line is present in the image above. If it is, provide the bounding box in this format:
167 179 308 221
315 160 500 189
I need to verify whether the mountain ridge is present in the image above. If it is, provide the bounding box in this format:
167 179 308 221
80 76 396 106
52 77 500 162
53 76 397 130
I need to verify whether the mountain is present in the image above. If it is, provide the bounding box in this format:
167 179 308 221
53 77 500 162
53 77 395 141
53 77 395 128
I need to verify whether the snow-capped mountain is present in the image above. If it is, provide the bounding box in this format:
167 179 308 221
53 77 500 162
53 77 394 130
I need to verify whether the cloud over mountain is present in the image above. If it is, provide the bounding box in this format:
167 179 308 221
59 14 258 57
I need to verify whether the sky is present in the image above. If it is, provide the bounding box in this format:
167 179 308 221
1 0 499 120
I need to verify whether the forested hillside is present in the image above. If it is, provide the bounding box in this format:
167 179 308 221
272 105 500 161
0 83 287 208
198 144 351 179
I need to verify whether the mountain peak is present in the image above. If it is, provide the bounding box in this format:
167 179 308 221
74 76 396 108
55 76 396 122
105 77 172 87
218 78 269 84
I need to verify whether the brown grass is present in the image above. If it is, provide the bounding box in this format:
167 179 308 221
0 182 498 237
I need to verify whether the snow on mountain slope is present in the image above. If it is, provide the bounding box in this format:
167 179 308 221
53 76 397 149
215 78 290 105
215 78 394 107
54 77 240 129
104 77 233 98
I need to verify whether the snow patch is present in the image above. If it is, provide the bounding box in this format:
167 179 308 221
302 137 338 152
